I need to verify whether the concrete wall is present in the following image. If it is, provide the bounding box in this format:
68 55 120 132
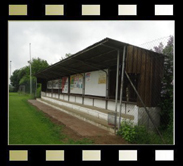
94 99 106 109
76 96 82 104
42 92 160 131
69 95 75 102
84 98 93 106
44 92 135 117
107 101 135 116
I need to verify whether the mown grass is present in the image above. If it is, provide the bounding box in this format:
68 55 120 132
9 93 93 145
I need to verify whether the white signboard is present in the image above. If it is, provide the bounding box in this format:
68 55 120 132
47 80 52 89
61 77 68 93
70 74 83 94
47 79 61 89
85 70 107 97
52 79 61 89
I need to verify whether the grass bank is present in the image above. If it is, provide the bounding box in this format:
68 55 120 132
9 93 93 145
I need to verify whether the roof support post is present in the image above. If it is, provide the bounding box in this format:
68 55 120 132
118 46 126 129
105 71 109 109
68 76 70 98
51 80 53 98
114 50 120 134
45 79 48 97
82 73 85 104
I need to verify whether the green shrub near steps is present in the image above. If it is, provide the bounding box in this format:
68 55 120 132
117 120 173 144
117 120 160 144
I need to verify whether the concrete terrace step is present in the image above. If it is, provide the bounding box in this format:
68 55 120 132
37 98 116 133
37 96 134 134
41 96 134 121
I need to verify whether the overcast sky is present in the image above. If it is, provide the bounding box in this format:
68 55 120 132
8 20 174 77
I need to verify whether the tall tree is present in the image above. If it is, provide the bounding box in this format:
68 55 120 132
10 58 49 92
65 53 72 58
10 69 20 91
153 35 173 131
31 58 49 75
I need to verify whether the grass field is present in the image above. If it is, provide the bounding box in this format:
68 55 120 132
9 93 93 145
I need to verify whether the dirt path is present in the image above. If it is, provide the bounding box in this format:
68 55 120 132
28 99 128 144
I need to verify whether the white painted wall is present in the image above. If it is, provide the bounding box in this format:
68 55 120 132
59 94 64 100
69 95 75 102
63 95 68 101
94 99 106 109
46 92 51 97
76 96 82 104
84 98 93 106
107 101 135 116
41 92 160 131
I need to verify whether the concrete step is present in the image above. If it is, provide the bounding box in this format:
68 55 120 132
41 96 134 121
37 98 116 133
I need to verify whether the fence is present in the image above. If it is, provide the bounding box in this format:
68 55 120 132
18 77 41 98
117 36 174 144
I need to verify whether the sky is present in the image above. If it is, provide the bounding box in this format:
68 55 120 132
8 20 174 77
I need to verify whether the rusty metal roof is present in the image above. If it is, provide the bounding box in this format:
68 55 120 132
35 37 164 80
35 37 130 80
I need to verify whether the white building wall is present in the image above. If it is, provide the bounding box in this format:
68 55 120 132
84 98 93 106
41 92 160 131
107 101 135 116
63 94 69 101
76 96 82 104
94 99 106 109
69 96 75 102
59 94 64 100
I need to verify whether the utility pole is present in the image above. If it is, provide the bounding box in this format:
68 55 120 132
29 43 32 95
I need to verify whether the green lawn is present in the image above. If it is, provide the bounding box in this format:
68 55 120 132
9 93 93 145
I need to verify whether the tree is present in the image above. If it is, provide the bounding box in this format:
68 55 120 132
65 53 72 58
31 58 49 75
10 69 20 91
10 58 49 92
60 53 72 60
153 36 173 131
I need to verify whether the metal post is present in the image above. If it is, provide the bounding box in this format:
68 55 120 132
118 46 126 129
105 71 109 109
125 71 166 144
29 43 32 96
114 50 120 133
51 81 53 98
82 73 85 104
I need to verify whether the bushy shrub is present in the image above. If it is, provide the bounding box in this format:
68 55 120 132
117 121 136 143
117 120 153 144
36 84 41 98
117 120 173 144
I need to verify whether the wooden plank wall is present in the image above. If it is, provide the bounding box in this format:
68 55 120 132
125 45 164 107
